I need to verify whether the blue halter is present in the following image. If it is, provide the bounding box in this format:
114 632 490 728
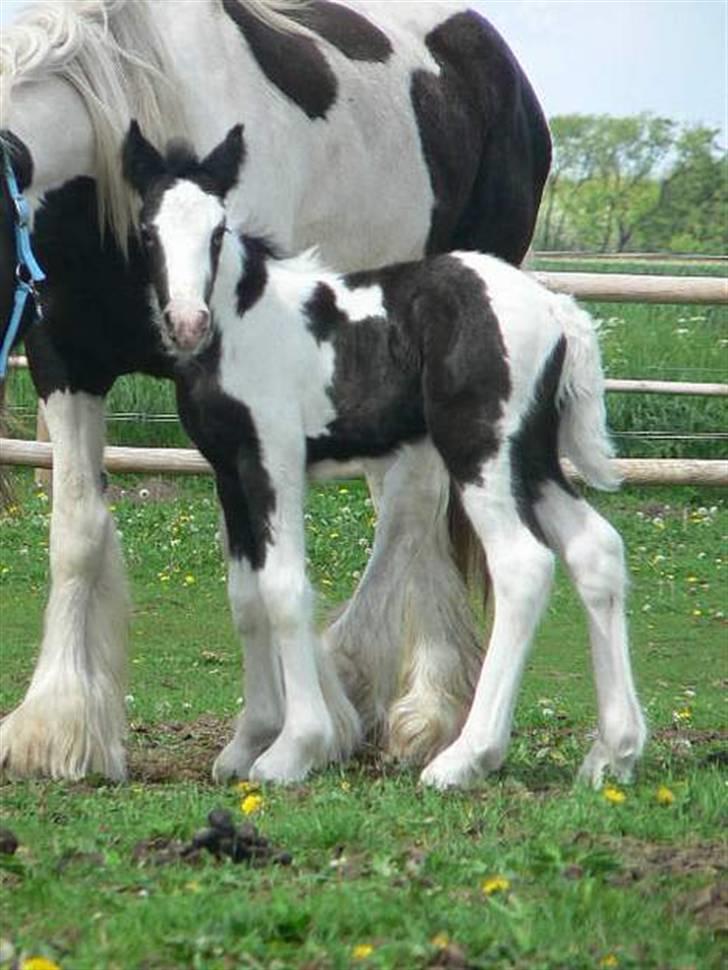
0 146 46 379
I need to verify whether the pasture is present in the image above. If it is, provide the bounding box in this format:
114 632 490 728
1 285 726 969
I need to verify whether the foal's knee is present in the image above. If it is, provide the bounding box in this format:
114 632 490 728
258 568 312 635
490 531 555 604
568 515 626 605
227 560 266 636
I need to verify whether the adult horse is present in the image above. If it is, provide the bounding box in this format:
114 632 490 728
0 0 551 782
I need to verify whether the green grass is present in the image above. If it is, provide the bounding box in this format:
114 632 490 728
1 474 726 969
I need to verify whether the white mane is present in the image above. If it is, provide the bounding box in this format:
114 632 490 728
0 0 308 249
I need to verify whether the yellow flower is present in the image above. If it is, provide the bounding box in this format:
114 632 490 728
236 780 260 794
674 707 692 721
656 785 675 806
600 955 619 968
431 932 450 949
482 875 511 896
183 574 196 586
21 959 62 970
340 780 352 792
602 786 626 805
240 793 264 816
351 943 374 960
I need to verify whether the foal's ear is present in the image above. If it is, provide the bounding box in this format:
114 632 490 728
200 124 246 198
122 120 166 195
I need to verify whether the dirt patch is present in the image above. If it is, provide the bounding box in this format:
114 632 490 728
610 837 727 883
675 881 728 934
128 714 228 784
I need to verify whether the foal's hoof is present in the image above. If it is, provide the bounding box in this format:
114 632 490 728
419 741 483 790
577 736 642 788
212 742 260 784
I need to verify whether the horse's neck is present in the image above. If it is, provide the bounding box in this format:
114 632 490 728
9 77 95 212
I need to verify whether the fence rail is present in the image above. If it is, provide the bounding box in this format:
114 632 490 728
533 251 728 265
1 437 726 487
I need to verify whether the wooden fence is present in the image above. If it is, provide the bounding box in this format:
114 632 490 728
1 269 726 487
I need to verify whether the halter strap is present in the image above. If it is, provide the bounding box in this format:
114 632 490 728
0 146 46 379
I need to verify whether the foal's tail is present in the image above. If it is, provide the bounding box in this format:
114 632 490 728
554 294 622 491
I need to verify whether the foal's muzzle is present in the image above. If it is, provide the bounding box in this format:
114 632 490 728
163 301 210 353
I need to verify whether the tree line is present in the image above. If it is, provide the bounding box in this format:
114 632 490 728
534 114 727 254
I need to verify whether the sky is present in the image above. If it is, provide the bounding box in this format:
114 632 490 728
1 0 726 142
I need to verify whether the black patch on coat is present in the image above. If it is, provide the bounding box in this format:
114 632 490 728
288 1 393 62
410 11 551 263
303 282 348 344
412 258 511 485
25 177 171 401
236 236 271 316
304 268 425 464
306 255 511 471
221 0 338 120
175 334 275 570
509 336 576 544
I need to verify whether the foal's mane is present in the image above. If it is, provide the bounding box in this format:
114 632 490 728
0 0 308 251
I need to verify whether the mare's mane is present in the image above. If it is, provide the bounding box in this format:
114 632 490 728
0 0 307 249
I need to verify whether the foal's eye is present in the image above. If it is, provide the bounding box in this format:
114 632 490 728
140 225 156 248
211 226 225 249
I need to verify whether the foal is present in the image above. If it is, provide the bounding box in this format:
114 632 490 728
123 122 646 787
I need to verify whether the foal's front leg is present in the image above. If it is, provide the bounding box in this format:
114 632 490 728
212 556 285 782
215 454 360 784
248 468 360 782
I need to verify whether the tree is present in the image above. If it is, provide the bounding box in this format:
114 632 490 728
535 114 675 251
640 126 728 253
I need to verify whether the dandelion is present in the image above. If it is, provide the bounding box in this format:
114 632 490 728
240 793 264 816
431 932 450 949
21 959 62 970
340 780 351 792
351 943 374 960
599 955 619 968
674 706 692 723
183 574 196 586
236 780 260 794
482 875 511 896
602 786 626 805
656 785 675 806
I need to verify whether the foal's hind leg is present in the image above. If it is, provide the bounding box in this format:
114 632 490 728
421 458 555 789
0 390 129 780
535 481 646 786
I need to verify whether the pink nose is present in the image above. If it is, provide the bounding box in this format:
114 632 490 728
164 305 210 352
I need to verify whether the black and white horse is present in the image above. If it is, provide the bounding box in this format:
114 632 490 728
0 0 551 781
120 122 646 787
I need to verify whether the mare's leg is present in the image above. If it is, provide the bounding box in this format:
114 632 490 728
535 482 646 785
212 557 285 782
421 451 555 788
324 442 482 762
0 390 129 780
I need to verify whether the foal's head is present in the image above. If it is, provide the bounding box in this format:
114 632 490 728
122 120 245 354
